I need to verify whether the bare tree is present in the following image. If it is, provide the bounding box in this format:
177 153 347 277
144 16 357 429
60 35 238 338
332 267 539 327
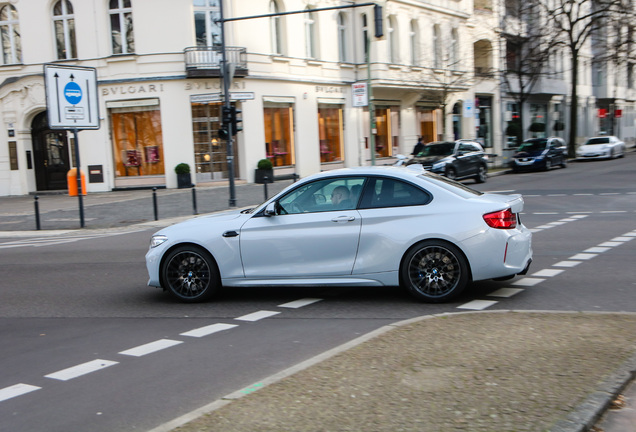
541 0 632 156
499 0 560 145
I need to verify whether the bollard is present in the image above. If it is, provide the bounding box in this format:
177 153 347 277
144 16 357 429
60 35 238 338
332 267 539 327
34 195 41 230
152 187 158 221
263 175 269 201
192 187 198 215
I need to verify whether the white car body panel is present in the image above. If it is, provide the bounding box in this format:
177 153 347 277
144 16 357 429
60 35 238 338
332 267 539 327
577 136 625 159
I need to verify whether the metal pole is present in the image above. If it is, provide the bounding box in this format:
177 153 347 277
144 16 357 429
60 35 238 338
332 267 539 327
152 187 158 221
367 35 376 166
72 128 85 227
219 0 237 207
34 195 41 230
192 187 198 215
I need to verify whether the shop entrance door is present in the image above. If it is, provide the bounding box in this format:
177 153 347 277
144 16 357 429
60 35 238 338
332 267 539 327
31 111 71 191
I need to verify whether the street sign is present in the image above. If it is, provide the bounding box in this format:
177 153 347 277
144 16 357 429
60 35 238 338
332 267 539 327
352 82 368 107
44 64 100 130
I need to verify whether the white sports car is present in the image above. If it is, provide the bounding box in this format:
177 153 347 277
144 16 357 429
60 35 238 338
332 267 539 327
146 166 532 303
576 136 625 160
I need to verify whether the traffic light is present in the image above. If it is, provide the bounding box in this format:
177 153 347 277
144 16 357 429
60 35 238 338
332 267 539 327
230 106 242 133
374 4 383 38
218 106 232 140
218 127 229 140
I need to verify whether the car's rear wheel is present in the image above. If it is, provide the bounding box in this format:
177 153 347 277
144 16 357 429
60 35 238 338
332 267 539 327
401 240 468 302
474 165 487 183
544 159 552 171
161 245 220 303
445 167 457 180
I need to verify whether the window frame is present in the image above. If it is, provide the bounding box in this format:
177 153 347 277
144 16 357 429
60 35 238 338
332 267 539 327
109 0 134 55
53 0 77 60
0 4 21 65
193 0 221 47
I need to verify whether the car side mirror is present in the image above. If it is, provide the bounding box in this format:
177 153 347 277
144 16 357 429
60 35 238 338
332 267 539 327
264 202 276 216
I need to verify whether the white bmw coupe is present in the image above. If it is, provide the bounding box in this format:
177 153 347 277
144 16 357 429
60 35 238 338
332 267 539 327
146 166 532 303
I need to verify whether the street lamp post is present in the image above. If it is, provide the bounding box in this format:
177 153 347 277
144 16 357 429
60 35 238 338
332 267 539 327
218 0 236 207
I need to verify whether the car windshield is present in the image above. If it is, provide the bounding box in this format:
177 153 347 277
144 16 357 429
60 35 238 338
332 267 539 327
417 143 454 157
585 138 609 145
518 139 547 152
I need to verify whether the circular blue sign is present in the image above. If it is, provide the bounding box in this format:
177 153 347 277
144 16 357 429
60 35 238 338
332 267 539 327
64 81 82 105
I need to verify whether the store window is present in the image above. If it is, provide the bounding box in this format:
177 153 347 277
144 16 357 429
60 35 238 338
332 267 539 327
317 105 344 163
529 103 547 138
109 0 134 55
191 102 239 181
368 107 399 159
505 102 521 147
452 102 462 140
53 0 76 60
264 105 294 167
417 108 441 143
110 103 164 178
0 4 21 65
476 97 493 148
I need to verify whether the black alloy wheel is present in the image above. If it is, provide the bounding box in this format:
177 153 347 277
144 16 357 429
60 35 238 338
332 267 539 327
401 240 468 302
161 245 220 302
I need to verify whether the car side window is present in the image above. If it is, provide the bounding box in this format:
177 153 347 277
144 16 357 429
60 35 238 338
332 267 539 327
458 144 471 153
359 177 432 209
277 177 366 214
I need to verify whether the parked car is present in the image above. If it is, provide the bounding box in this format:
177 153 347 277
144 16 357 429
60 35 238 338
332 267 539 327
146 166 532 303
576 136 625 160
510 137 568 172
406 140 488 183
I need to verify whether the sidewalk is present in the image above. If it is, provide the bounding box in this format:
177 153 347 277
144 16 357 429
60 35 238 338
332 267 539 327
155 311 636 432
0 179 295 234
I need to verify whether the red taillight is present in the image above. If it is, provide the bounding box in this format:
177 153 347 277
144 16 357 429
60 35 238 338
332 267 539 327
483 209 517 229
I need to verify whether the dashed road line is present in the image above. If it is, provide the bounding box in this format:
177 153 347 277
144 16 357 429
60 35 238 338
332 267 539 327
45 359 119 381
0 384 41 402
119 339 183 357
235 310 281 322
279 298 322 308
180 323 238 338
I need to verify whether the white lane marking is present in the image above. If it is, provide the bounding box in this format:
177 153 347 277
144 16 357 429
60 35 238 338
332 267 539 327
623 232 636 237
548 221 567 226
559 218 578 222
235 311 280 322
530 228 543 233
488 288 524 298
574 193 594 196
598 242 622 247
568 214 591 217
279 298 323 308
457 300 498 310
547 194 567 197
611 237 634 242
536 225 555 229
180 323 238 338
599 193 620 196
0 384 41 402
119 339 183 357
585 247 611 253
45 359 118 381
569 253 597 260
553 261 582 268
512 278 545 287
600 210 628 214
532 269 565 278
534 212 559 215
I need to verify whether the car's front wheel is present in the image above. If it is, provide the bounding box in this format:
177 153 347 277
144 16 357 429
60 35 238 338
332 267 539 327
161 245 220 302
445 167 457 180
474 165 487 183
401 241 469 302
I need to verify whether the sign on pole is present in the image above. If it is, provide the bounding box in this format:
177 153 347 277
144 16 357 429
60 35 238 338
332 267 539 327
352 82 368 107
44 64 100 130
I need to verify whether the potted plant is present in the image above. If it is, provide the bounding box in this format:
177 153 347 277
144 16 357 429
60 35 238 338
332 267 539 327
175 163 192 188
254 158 274 184
529 122 546 133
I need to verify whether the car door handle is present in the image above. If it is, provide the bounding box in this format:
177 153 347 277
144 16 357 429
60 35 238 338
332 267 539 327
222 230 239 237
331 216 355 222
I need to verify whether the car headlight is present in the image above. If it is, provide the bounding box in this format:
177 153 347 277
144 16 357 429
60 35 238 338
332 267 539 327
150 234 168 248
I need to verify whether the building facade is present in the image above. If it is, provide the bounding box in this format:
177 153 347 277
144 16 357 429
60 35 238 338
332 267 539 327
0 0 632 197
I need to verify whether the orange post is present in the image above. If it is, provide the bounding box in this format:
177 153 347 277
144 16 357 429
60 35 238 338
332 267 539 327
67 168 87 196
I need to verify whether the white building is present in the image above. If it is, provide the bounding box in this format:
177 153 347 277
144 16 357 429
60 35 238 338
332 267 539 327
4 0 629 197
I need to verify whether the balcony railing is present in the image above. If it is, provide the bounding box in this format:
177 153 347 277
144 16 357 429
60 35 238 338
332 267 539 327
184 46 248 78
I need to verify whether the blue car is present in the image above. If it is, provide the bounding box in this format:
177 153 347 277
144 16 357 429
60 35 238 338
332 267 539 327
510 137 568 172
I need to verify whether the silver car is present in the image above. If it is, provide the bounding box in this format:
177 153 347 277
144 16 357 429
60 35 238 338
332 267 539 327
576 136 625 160
146 166 532 303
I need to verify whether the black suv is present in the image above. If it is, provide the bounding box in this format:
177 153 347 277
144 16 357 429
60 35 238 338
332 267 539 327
406 140 488 183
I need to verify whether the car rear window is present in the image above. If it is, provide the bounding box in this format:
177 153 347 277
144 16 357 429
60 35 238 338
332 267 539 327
418 172 483 198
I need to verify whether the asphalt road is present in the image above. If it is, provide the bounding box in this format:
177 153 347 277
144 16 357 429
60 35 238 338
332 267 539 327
0 154 635 432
